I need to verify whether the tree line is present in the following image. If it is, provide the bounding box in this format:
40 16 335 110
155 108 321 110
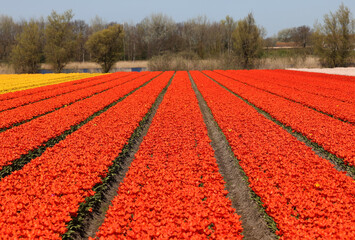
0 4 353 73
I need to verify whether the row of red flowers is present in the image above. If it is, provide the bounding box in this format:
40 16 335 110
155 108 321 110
94 71 243 239
0 72 146 129
191 70 355 239
0 74 104 101
0 72 160 170
270 69 355 103
0 71 172 238
203 70 355 166
0 72 130 112
217 70 355 123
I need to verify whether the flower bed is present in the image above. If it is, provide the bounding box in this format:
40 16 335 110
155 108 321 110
191 70 355 239
95 71 243 239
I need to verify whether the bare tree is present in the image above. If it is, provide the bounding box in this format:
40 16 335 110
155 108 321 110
0 15 22 61
277 25 312 47
294 25 312 48
221 15 236 55
180 16 211 58
208 22 224 56
123 22 137 61
89 15 107 33
139 13 177 58
72 20 90 62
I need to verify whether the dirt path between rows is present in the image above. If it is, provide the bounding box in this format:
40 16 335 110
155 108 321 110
189 73 278 240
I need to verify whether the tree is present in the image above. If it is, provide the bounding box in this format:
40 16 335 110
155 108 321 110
72 20 90 62
89 15 107 34
0 15 22 61
44 10 76 72
264 36 277 49
208 21 224 56
221 15 237 55
293 25 312 48
181 16 222 58
123 22 138 61
232 13 263 69
11 20 42 73
277 26 311 47
313 4 354 67
85 24 124 73
277 28 294 42
139 13 177 58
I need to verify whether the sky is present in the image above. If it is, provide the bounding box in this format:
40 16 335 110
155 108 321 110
1 0 354 37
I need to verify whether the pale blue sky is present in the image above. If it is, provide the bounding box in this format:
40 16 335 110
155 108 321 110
1 0 354 36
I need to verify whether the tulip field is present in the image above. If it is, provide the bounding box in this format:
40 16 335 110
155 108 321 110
0 73 102 94
0 70 354 239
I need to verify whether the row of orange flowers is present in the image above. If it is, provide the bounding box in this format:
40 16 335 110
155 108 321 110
217 70 355 123
0 72 172 238
276 69 355 104
0 72 130 112
191 70 355 239
0 74 102 101
0 72 159 171
94 71 243 239
203 70 355 167
0 72 149 130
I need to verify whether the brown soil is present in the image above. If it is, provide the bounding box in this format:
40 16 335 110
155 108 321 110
189 73 277 240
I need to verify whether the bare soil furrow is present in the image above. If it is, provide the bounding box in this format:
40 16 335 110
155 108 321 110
189 72 278 240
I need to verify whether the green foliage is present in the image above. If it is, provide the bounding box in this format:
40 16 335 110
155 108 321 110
85 24 124 73
10 20 42 73
44 10 76 73
313 4 355 67
232 13 263 69
277 28 294 42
